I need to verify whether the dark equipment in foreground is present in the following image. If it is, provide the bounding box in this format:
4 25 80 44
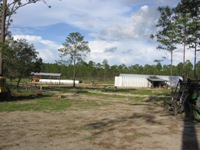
165 79 200 121
0 76 11 100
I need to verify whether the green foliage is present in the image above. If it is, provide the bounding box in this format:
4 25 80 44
156 6 177 51
58 32 90 64
0 94 109 112
58 32 90 87
3 38 42 87
175 0 200 79
153 6 178 77
40 59 198 82
0 86 171 112
100 88 170 96
0 98 72 111
153 0 200 79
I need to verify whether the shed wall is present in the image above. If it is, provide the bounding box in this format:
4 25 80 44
39 79 79 84
115 74 183 88
114 77 122 87
115 76 151 88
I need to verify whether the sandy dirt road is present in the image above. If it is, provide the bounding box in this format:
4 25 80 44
0 94 200 150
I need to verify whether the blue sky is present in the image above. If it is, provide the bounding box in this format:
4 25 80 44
10 0 195 66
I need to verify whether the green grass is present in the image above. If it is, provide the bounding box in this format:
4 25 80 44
84 91 150 102
152 96 171 102
0 97 72 112
0 94 110 112
0 86 169 112
96 88 170 96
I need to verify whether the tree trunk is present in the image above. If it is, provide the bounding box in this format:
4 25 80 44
170 50 173 88
73 60 76 88
17 78 21 89
194 42 197 79
183 37 186 81
0 0 7 76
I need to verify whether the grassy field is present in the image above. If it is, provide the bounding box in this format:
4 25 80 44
0 87 171 112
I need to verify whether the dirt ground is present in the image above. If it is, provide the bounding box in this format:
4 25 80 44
0 93 200 150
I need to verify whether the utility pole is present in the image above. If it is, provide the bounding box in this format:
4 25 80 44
0 0 7 76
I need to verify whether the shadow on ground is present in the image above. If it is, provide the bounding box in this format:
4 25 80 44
182 119 199 150
84 112 163 136
0 92 49 102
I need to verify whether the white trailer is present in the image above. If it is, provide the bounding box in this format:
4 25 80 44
115 74 182 88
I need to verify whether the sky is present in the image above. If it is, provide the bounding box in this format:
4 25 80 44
10 0 196 66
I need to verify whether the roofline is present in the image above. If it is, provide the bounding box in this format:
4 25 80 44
119 73 182 78
32 72 61 77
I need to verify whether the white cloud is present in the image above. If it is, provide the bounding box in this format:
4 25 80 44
90 3 159 41
141 5 149 12
87 40 119 64
12 0 129 29
87 39 167 66
14 35 42 41
12 34 195 67
10 0 191 66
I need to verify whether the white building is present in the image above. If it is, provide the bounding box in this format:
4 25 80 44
32 72 80 85
115 74 182 88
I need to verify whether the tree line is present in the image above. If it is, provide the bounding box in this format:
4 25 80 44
40 59 200 83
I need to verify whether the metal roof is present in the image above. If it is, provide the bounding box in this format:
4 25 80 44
147 78 166 82
32 72 61 77
120 74 149 78
119 74 183 81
